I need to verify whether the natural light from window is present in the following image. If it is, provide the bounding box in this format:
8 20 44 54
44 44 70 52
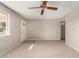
0 10 10 36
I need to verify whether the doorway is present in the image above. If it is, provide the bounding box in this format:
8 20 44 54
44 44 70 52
21 20 27 42
60 21 65 40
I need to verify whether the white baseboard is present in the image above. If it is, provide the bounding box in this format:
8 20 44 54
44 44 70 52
0 42 22 57
65 42 79 53
27 38 60 40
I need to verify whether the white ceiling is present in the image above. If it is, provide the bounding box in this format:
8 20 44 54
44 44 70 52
1 1 79 20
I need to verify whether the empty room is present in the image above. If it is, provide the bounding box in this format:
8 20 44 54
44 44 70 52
0 1 79 58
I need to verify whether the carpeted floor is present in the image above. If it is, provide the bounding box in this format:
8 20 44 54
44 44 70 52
1 40 79 58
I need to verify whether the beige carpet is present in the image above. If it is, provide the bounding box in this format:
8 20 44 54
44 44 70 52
1 40 79 58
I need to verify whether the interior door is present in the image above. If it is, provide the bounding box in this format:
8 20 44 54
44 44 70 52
21 20 27 42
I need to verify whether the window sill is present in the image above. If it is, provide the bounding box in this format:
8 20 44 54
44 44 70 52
0 33 10 37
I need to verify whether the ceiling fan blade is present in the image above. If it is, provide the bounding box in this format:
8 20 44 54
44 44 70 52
29 7 41 9
47 7 58 10
41 8 44 15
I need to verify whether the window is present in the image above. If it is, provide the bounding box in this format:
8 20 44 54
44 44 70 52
0 10 10 36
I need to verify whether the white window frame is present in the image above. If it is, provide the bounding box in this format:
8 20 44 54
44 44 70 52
0 10 10 37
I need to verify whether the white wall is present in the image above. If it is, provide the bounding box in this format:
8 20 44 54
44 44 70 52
65 7 79 52
0 3 26 55
27 20 60 40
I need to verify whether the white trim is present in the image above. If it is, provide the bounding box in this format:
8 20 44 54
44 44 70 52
0 10 10 37
0 33 10 37
27 38 60 40
21 20 27 42
65 42 79 53
0 42 22 56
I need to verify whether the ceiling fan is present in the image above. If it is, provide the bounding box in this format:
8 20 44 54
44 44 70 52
29 1 58 15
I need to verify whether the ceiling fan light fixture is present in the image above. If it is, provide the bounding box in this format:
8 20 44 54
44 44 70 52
29 1 58 15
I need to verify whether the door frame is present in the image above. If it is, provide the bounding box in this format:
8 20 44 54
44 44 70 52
21 20 27 42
